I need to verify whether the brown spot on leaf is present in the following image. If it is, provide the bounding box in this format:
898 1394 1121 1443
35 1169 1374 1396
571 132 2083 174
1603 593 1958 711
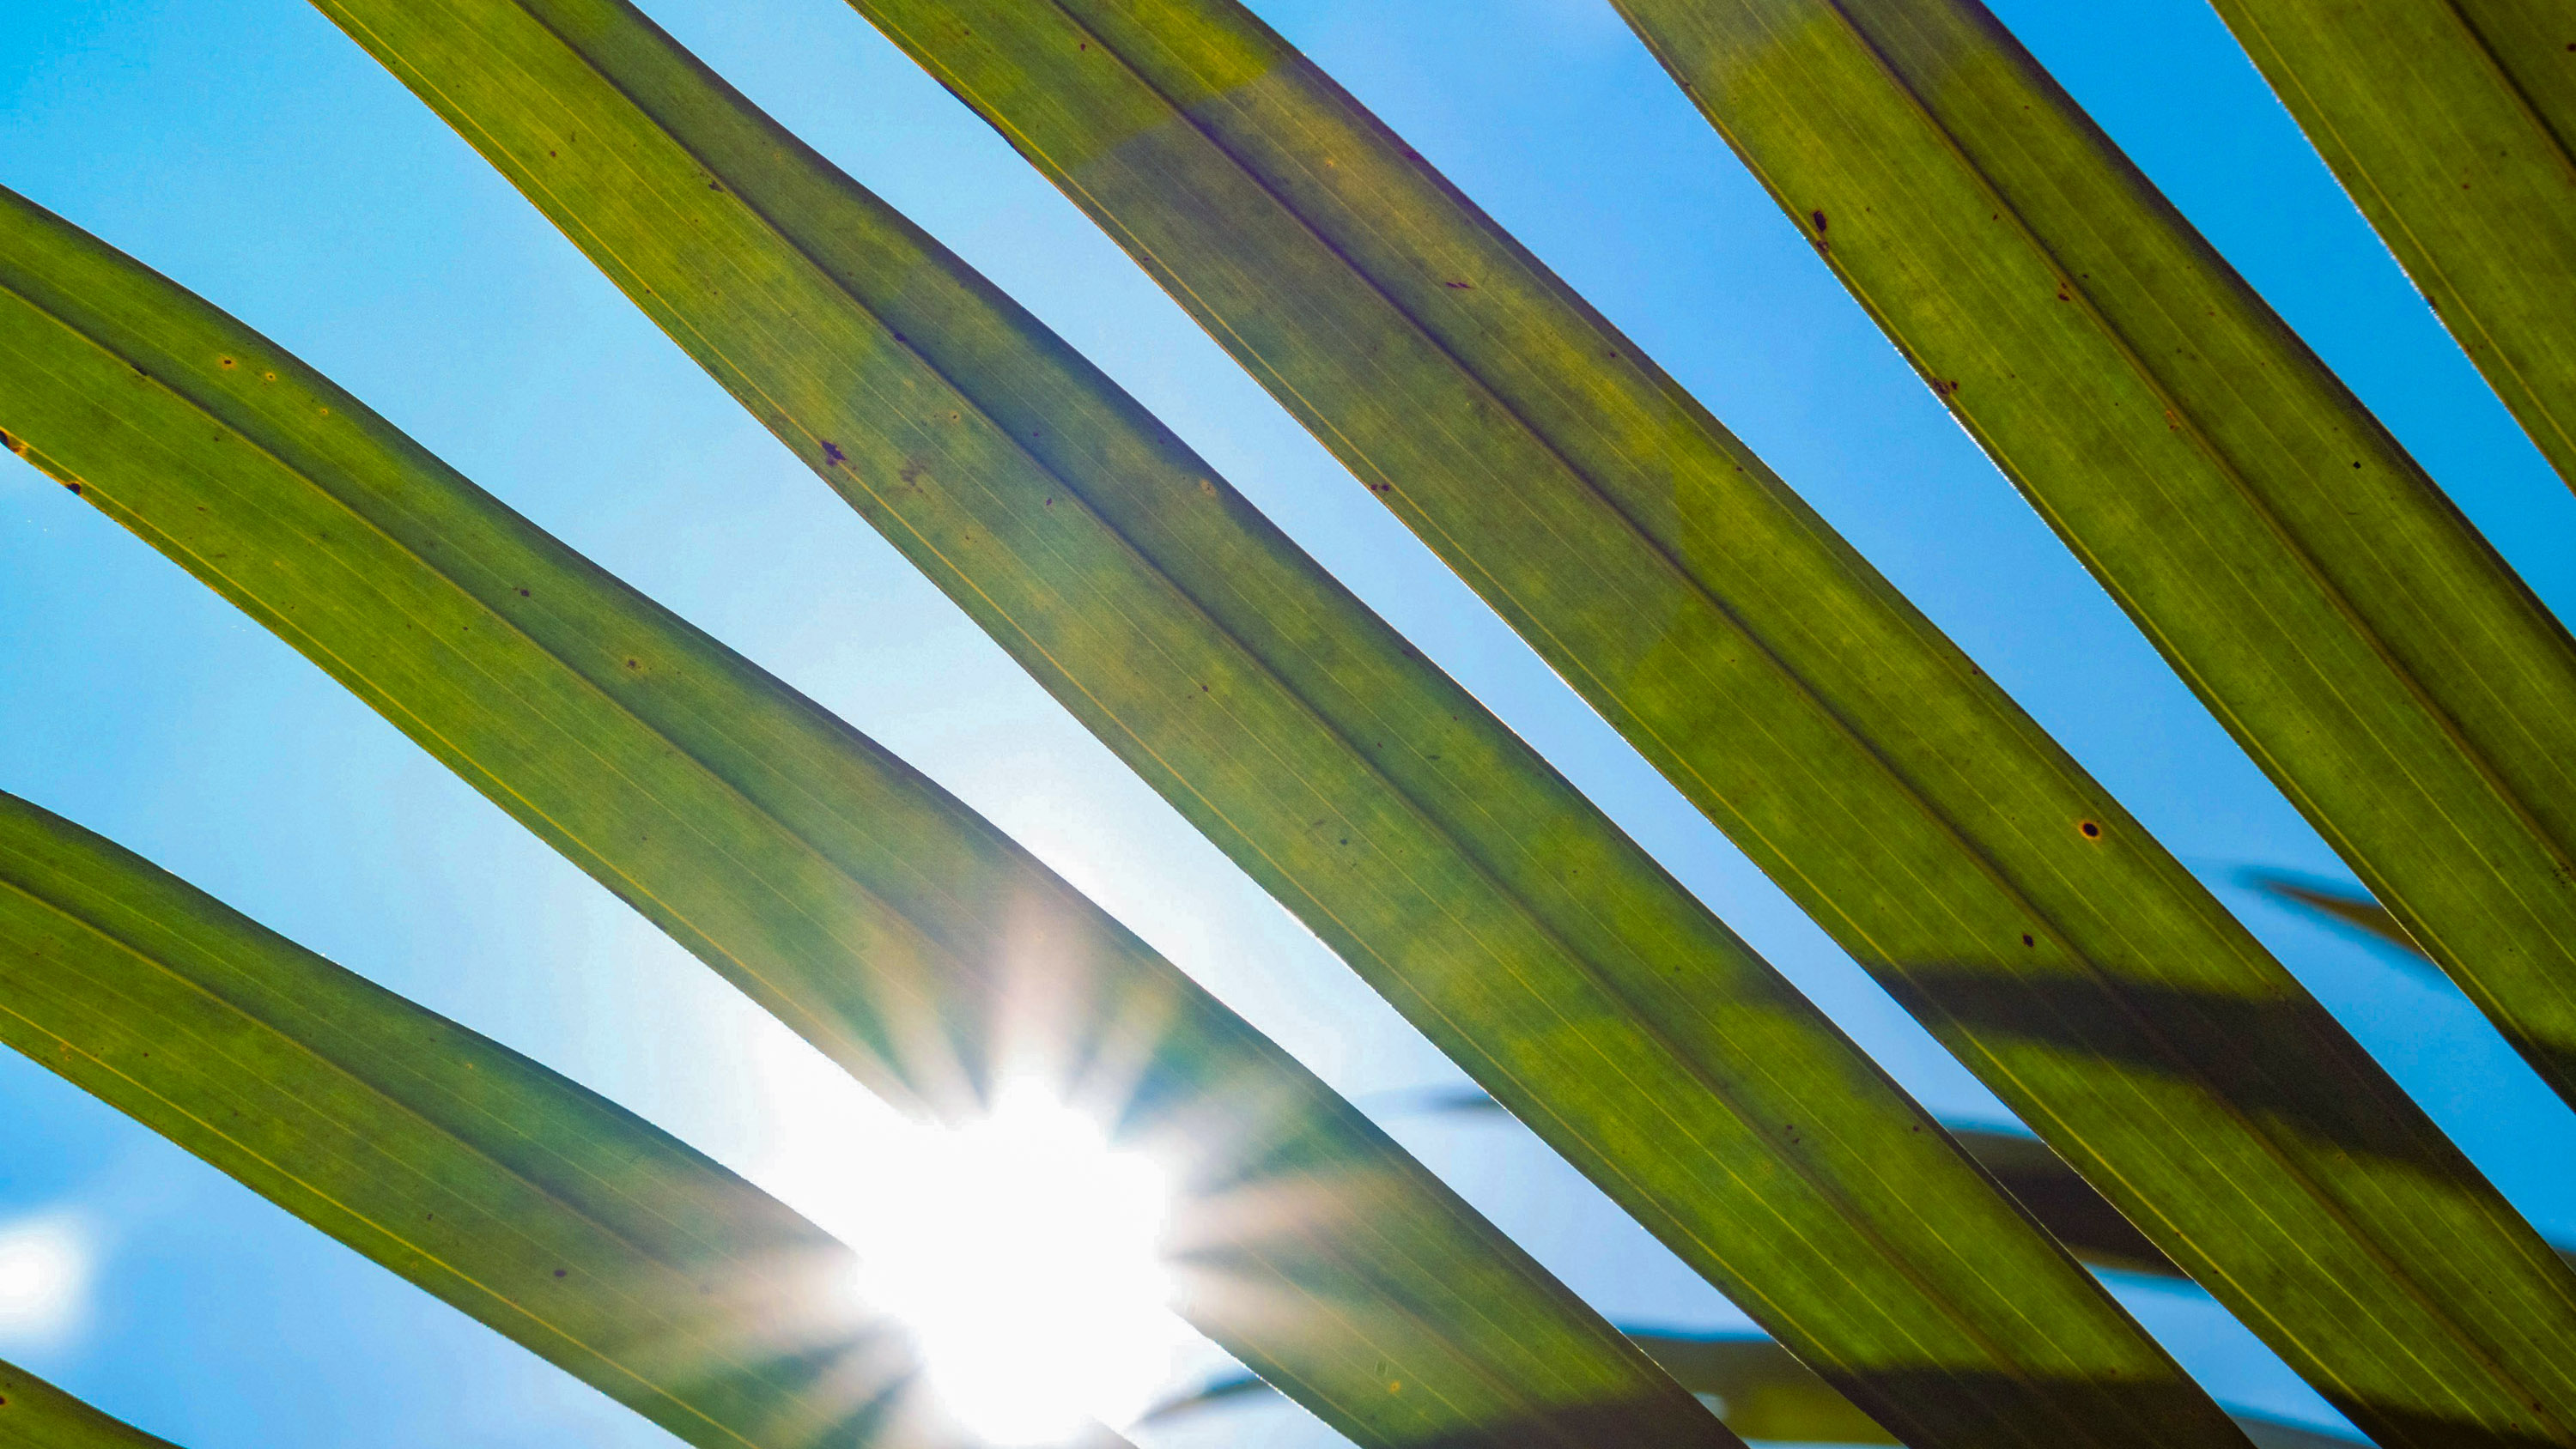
2079 820 2103 840
220 356 235 369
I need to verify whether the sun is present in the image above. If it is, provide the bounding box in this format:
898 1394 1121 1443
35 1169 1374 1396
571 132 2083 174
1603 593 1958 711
752 1040 1194 1445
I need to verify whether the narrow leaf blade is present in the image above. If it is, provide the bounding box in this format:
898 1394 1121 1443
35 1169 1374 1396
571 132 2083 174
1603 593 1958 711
2208 0 2576 493
0 189 1703 1448
0 1357 184 1449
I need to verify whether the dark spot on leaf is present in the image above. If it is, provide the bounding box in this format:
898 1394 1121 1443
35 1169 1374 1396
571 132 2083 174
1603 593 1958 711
518 587 530 597
1443 280 1473 289
220 356 235 369
626 658 641 670
1810 209 1827 232
554 1268 568 1278
64 482 80 495
708 181 724 192
2079 820 2103 840
823 441 846 465
2022 934 2035 947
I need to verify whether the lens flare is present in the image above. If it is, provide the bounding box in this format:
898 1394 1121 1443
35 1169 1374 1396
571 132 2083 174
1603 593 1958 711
861 1080 1188 1444
752 1038 1192 1445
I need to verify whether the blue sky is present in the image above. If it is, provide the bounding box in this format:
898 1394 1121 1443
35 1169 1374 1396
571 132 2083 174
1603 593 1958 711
3 0 2573 1444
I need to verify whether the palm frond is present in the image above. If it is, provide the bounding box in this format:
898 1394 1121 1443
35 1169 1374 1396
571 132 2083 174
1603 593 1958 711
809 2 2576 1442
0 185 1703 1449
293 2 2260 1445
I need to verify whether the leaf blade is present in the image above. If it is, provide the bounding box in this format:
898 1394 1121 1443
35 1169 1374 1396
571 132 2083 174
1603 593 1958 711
0 187 1703 1449
0 1357 185 1449
2205 0 2576 492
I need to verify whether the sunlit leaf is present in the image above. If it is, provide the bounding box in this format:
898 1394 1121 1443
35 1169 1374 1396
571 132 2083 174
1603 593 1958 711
0 187 1704 1449
0 791 950 1449
811 2 2576 1445
0 1356 182 1449
1608 0 2576 1141
300 1 2249 1445
2204 0 2576 494
1146 1331 2368 1448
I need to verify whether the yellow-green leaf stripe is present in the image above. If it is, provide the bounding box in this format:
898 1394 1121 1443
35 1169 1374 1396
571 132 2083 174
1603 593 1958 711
822 2 2576 1446
303 1 2254 1445
2209 0 2576 494
0 791 945 1449
0 188 1703 1449
0 1356 183 1449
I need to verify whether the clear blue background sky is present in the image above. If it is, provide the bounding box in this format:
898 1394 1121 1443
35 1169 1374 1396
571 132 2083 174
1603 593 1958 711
4 0 2574 1444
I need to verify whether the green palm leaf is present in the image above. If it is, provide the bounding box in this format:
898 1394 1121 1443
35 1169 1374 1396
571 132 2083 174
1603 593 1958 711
1607 2 2576 1435
1147 1331 2369 1449
2203 0 2576 493
299 2 2251 1446
806 2 2576 1445
0 790 945 1449
0 1357 182 1449
0 189 1708 1449
1608 0 2576 1122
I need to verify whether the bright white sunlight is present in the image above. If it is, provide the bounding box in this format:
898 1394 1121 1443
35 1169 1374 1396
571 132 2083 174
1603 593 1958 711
756 1040 1194 1445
